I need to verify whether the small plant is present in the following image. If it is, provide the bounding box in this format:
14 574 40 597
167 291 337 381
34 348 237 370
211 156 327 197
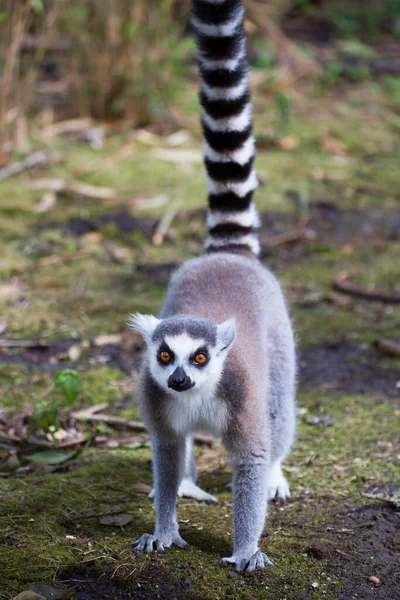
29 369 80 435
276 91 291 134
318 61 343 90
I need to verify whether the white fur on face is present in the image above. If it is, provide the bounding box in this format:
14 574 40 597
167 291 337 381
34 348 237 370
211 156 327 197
147 332 228 396
130 315 236 435
145 328 235 436
128 313 160 343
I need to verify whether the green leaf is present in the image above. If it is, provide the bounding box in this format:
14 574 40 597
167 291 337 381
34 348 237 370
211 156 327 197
30 0 44 14
54 369 79 387
26 450 78 465
61 7 88 19
62 377 79 405
54 369 79 405
0 12 8 23
0 454 20 473
123 22 137 40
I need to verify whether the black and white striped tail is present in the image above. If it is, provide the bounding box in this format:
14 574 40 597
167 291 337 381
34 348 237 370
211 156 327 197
191 0 260 256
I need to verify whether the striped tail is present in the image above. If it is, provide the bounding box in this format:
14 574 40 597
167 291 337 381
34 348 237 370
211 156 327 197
191 0 260 256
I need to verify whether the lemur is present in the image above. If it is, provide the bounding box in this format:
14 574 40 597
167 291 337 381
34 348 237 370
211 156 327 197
129 0 296 572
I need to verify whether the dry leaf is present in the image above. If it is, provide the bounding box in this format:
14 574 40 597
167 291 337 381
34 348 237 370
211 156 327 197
132 482 152 494
338 244 354 255
164 130 190 146
80 232 102 248
152 148 202 164
13 593 47 600
320 135 347 156
133 194 169 210
99 513 133 527
64 535 90 546
277 135 300 150
0 280 27 298
35 192 56 213
68 344 82 361
93 333 123 346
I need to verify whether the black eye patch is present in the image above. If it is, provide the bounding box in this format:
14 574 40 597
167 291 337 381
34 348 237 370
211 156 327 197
157 344 175 366
191 347 209 368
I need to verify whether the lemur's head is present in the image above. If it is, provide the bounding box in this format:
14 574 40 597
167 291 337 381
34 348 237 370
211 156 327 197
129 314 236 394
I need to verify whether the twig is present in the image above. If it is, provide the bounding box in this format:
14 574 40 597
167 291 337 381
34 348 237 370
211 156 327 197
246 0 322 78
35 383 55 399
75 142 135 176
0 338 49 348
265 229 305 247
332 279 400 303
0 150 53 181
36 250 92 268
42 118 94 138
73 404 144 430
152 207 179 245
72 404 215 446
374 339 400 358
29 179 117 201
68 181 116 200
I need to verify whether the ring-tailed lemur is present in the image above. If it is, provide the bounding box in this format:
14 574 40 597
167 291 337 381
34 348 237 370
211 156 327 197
129 0 296 572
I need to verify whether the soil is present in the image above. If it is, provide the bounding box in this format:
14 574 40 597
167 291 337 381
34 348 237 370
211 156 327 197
2 337 399 399
37 209 156 239
299 342 400 398
334 503 400 600
56 501 400 600
59 562 203 600
260 201 400 255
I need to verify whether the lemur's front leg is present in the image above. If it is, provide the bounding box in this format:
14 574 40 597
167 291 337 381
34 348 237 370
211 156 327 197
222 445 273 572
148 435 218 504
133 438 189 553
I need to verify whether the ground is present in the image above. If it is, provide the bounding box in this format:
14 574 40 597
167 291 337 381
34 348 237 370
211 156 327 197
0 27 400 600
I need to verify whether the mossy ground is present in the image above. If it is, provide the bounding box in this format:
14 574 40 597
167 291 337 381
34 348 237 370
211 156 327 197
1 55 400 600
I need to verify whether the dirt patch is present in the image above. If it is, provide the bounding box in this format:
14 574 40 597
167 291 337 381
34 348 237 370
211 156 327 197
260 201 400 251
136 262 179 286
38 209 156 239
299 342 400 398
1 336 399 398
334 502 400 600
0 335 142 374
59 561 201 600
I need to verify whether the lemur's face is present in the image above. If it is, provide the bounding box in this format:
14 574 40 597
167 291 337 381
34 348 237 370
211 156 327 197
129 314 236 395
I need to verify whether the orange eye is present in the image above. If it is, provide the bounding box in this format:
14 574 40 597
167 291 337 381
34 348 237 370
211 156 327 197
160 351 171 363
194 353 207 365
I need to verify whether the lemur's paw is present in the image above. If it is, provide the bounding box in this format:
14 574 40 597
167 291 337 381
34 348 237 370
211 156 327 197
178 477 218 505
267 464 290 504
148 478 218 505
221 550 274 572
132 532 189 554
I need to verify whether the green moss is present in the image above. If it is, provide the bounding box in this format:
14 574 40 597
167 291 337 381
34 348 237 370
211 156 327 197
0 364 51 411
1 387 398 598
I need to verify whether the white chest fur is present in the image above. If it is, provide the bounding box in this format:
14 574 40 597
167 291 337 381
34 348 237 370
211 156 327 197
166 390 227 436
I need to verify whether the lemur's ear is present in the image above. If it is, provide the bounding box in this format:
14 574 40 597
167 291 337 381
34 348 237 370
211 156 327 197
216 318 236 353
128 313 160 343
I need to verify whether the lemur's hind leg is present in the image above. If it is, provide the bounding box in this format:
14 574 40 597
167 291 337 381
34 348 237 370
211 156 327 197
267 460 290 503
149 436 218 505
